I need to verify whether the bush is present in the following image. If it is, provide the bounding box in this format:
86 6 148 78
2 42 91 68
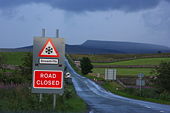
154 61 170 92
0 73 28 85
160 91 170 101
80 57 93 75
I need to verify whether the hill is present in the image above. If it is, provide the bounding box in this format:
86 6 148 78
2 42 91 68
0 40 170 54
82 40 170 54
66 45 124 54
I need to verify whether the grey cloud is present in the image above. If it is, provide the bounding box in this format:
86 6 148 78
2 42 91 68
142 1 170 31
0 0 161 12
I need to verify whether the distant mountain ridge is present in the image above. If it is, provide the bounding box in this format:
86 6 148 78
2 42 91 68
0 40 170 54
66 44 125 54
82 40 170 54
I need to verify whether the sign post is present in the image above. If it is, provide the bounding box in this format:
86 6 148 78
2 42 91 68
136 73 145 96
32 29 65 110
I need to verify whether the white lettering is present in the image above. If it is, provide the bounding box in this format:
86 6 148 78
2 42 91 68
56 81 60 85
39 59 59 64
40 73 44 78
39 73 57 78
36 80 40 85
36 80 60 86
53 74 56 78
44 73 48 78
48 74 52 78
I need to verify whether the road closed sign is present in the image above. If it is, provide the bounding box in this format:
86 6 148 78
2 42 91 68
33 70 63 89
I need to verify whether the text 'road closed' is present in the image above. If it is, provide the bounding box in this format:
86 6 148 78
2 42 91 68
33 70 63 89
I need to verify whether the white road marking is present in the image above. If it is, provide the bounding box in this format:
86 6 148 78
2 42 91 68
145 106 151 108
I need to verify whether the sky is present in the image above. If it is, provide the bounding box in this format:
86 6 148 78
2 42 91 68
0 0 170 48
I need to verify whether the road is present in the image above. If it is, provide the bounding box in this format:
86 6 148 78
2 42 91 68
65 60 170 113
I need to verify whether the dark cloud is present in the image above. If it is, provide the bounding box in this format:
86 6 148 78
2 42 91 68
0 0 161 12
165 0 170 2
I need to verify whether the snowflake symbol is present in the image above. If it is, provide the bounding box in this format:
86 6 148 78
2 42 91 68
45 46 53 54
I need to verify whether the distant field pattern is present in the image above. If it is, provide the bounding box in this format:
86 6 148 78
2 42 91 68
93 68 153 76
93 58 170 66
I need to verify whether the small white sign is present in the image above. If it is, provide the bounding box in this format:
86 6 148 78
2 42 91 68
39 59 59 64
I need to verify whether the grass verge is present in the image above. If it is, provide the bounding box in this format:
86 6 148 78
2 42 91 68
0 84 87 113
102 81 170 105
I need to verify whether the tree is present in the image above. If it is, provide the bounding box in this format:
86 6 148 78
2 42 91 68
157 51 162 54
80 57 93 75
154 61 170 92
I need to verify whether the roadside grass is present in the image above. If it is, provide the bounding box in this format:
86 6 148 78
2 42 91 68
0 83 87 113
93 68 154 77
102 81 170 105
93 58 170 66
0 52 28 65
84 74 105 81
0 69 16 73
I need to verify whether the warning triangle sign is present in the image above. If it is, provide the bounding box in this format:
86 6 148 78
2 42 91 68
38 39 60 57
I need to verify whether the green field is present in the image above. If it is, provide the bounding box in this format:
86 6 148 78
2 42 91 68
93 68 154 76
93 58 170 66
70 53 170 62
0 52 28 65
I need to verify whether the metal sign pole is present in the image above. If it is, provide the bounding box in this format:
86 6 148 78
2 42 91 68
39 28 45 102
56 29 59 38
53 94 56 110
39 94 42 102
42 28 45 37
137 73 144 96
140 77 142 96
107 69 108 80
53 29 58 110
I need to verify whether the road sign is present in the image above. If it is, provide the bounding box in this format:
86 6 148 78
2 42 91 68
32 37 65 94
33 70 63 89
105 69 117 80
39 39 60 57
39 59 59 64
137 73 144 78
136 79 145 86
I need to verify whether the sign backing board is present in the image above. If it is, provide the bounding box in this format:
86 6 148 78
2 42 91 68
32 37 65 94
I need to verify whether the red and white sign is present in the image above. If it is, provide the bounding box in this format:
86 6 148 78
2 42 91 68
39 39 60 57
33 70 63 89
